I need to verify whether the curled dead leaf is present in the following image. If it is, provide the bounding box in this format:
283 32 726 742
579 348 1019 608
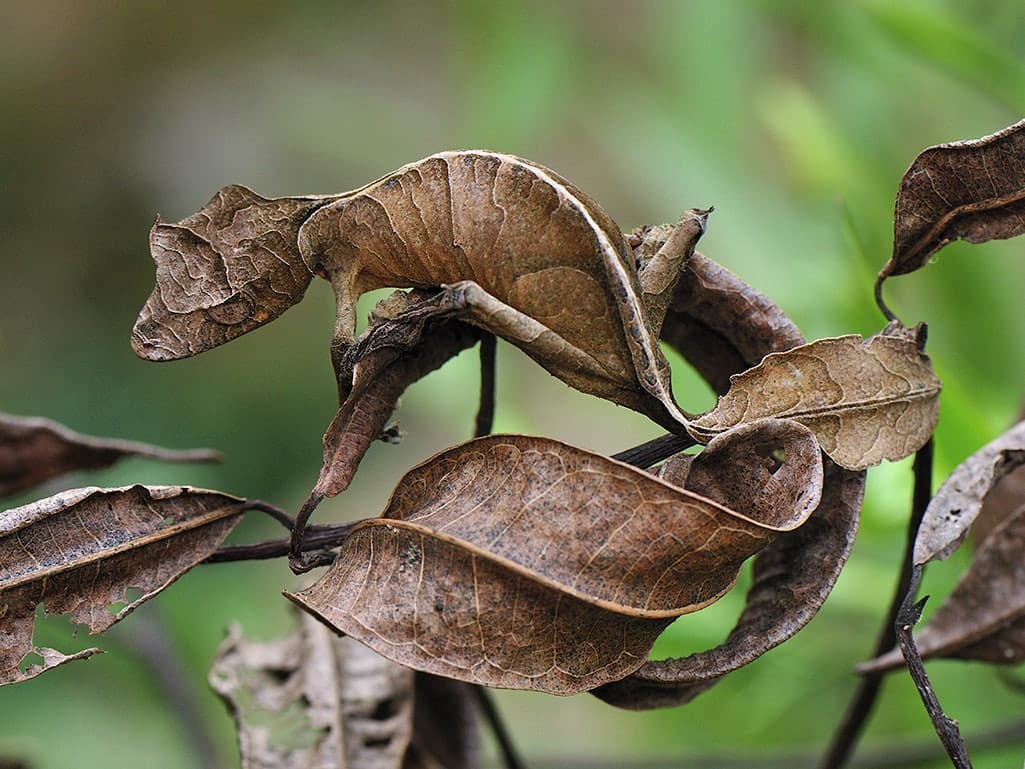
0 485 245 685
655 250 805 395
0 413 219 499
914 420 1025 566
597 257 866 709
688 324 940 470
861 502 1025 674
879 118 1025 285
594 458 862 708
288 428 821 695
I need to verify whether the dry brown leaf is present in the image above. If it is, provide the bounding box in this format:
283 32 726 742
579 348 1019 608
653 250 805 395
971 406 1025 547
0 485 245 685
594 459 863 708
210 613 417 769
972 468 1025 548
861 502 1025 673
688 324 940 470
595 259 866 709
914 420 1025 566
0 413 219 499
288 429 821 695
879 118 1025 286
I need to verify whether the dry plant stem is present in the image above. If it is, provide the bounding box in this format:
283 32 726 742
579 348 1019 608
468 352 527 769
817 438 933 769
474 332 497 438
116 606 220 769
874 277 898 324
244 499 296 530
897 566 973 769
472 687 528 769
206 521 355 563
612 432 696 468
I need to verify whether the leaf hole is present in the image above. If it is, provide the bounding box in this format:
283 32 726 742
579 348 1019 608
163 516 175 526
370 697 399 721
18 652 45 673
106 588 144 616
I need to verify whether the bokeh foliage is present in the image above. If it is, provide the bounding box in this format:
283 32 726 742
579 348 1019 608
2 1 1025 766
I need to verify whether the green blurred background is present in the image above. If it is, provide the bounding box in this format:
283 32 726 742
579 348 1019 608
3 1 1025 767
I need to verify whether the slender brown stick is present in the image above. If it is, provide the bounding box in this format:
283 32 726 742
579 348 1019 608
817 438 933 769
474 332 497 438
244 499 296 531
472 686 528 769
612 432 696 469
114 605 221 769
207 521 355 564
896 567 973 768
874 275 898 323
467 345 527 769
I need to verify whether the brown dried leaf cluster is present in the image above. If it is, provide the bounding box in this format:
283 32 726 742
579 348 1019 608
288 426 822 694
863 417 1025 673
19 118 1025 761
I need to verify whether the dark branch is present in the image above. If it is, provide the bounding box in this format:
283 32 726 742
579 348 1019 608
874 275 898 323
244 499 296 531
472 687 528 769
612 432 696 469
474 332 497 438
817 438 933 769
896 566 974 769
206 521 355 564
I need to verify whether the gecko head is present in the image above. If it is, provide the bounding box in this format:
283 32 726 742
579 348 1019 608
131 185 326 361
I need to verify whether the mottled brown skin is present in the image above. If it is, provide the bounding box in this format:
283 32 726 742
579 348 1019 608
133 151 706 431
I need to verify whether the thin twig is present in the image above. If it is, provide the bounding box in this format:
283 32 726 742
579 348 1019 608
874 275 898 323
468 349 527 769
113 605 220 769
817 438 933 769
474 332 497 438
243 499 296 531
472 687 528 769
896 567 974 769
206 521 355 564
612 432 696 469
